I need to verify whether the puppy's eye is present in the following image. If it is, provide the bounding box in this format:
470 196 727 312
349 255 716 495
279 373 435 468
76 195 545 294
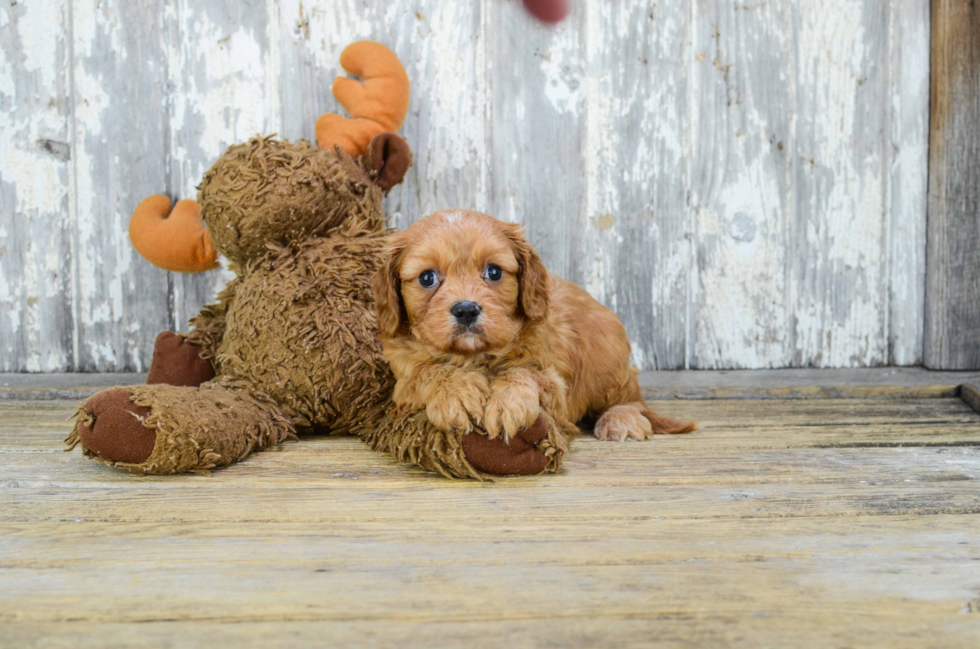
485 264 503 282
418 270 439 289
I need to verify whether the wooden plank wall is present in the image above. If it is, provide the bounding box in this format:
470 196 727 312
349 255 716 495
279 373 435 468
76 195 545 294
0 0 931 372
925 0 980 370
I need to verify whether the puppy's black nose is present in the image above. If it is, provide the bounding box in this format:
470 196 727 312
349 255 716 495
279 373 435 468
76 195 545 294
451 301 481 326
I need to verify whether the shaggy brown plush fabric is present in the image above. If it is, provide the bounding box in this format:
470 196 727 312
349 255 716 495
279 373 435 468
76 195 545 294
69 135 566 478
198 136 385 266
69 381 295 475
361 406 570 479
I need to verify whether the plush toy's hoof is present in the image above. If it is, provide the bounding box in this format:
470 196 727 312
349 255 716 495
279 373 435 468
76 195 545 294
77 388 156 464
462 414 551 475
146 331 215 387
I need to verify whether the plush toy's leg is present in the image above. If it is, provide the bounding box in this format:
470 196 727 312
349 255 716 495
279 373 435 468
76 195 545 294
66 382 294 475
145 331 216 387
360 406 573 479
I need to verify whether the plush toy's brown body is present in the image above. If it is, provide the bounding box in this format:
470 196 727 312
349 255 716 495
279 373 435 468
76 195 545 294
67 43 569 479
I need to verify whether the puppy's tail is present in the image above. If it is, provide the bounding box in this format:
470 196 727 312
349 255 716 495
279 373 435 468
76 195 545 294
638 404 698 434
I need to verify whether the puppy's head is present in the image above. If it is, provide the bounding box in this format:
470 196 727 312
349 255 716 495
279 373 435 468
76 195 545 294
373 210 549 354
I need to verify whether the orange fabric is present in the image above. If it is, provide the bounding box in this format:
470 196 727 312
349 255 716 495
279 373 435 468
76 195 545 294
129 195 219 273
316 41 410 157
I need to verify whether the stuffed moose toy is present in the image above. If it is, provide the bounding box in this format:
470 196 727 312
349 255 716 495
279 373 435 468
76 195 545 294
67 42 572 478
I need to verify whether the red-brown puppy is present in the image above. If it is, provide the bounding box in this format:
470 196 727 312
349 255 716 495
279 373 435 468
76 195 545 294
373 210 696 442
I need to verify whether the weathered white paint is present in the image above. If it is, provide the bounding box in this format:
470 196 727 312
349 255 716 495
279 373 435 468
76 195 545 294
689 0 928 369
69 0 175 371
887 0 929 366
0 0 73 372
582 0 691 369
488 0 585 309
0 0 930 371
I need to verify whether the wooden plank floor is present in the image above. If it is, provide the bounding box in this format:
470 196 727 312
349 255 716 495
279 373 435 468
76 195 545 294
2 392 980 647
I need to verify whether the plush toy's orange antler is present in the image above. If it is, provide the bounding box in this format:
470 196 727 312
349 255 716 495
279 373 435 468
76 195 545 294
316 41 410 157
129 195 219 273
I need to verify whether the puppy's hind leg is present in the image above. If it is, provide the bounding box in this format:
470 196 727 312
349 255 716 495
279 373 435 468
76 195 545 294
594 402 697 442
594 404 650 442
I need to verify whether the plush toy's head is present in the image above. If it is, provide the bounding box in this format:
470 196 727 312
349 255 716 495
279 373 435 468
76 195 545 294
195 132 409 266
129 41 411 272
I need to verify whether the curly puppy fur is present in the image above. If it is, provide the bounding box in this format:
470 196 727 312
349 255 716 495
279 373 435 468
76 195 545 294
373 209 697 442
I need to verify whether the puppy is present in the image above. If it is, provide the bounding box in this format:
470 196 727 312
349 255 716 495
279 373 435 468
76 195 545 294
373 210 696 442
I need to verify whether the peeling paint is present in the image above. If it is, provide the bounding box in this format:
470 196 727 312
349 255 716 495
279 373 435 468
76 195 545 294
688 0 926 370
1 0 930 371
592 214 615 231
0 0 73 371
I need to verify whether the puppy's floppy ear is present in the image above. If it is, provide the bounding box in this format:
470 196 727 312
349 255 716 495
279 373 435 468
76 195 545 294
373 236 408 338
503 223 549 320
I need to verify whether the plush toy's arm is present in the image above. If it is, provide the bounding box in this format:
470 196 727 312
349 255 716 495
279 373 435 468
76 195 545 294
183 276 239 362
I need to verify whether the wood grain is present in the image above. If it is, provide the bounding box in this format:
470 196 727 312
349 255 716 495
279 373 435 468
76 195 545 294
888 0 930 365
925 0 980 370
7 367 980 401
3 616 980 649
2 0 934 371
580 1 690 369
487 0 584 295
690 0 796 369
390 1 493 227
0 0 74 372
69 0 173 371
960 384 980 414
789 0 891 369
2 397 979 646
690 1 929 369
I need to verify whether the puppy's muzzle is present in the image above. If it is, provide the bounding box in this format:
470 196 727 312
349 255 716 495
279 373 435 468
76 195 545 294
450 301 481 327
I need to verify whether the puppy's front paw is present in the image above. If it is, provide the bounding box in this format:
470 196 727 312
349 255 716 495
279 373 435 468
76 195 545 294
426 394 474 432
426 382 488 433
484 381 540 440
